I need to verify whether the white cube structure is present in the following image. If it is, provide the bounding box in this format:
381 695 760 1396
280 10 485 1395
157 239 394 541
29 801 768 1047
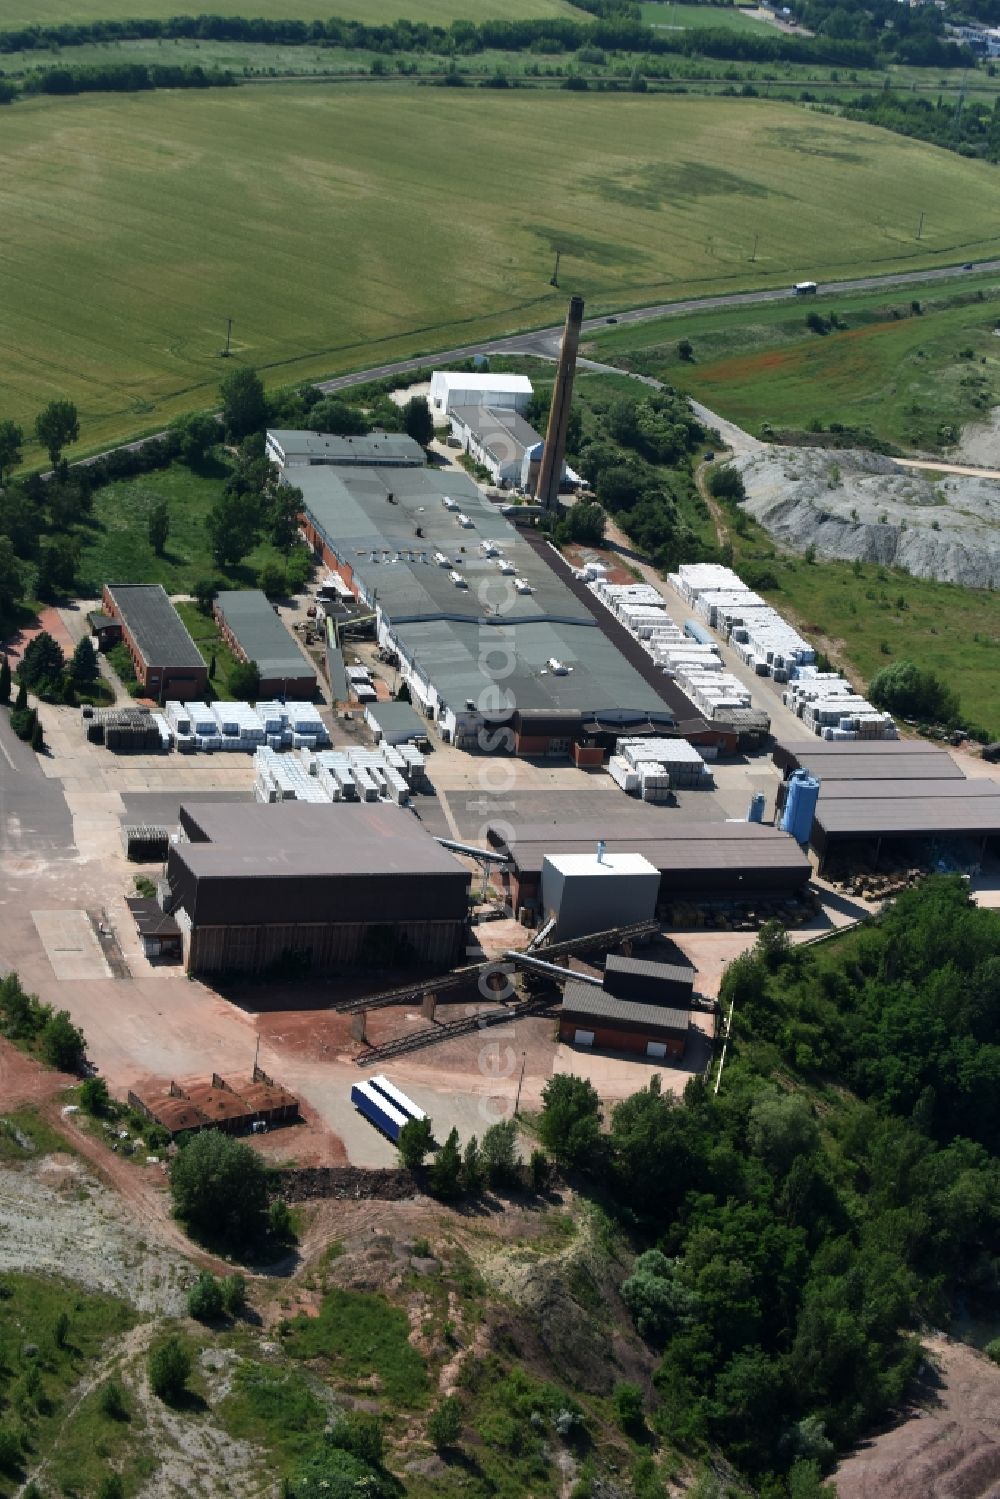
541 851 659 942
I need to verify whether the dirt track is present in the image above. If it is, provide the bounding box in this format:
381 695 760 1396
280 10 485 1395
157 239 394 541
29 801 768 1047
0 1037 72 1109
834 1334 1000 1498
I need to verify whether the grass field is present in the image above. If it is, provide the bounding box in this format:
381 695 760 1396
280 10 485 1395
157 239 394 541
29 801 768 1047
589 276 1000 448
641 2 767 28
727 536 1000 732
2 88 1000 463
76 462 290 595
0 0 576 25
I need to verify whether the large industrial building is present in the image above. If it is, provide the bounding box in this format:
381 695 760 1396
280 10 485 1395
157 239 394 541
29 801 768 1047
773 740 1000 869
166 801 469 976
488 812 812 913
102 583 207 702
290 451 684 757
214 590 318 699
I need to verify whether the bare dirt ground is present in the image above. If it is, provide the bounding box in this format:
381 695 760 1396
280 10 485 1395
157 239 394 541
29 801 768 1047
833 1333 1000 1499
0 1036 72 1108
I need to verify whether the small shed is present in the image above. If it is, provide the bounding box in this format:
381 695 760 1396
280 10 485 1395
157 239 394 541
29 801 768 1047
364 700 427 746
560 980 691 1059
125 897 182 961
603 954 695 1008
87 610 121 651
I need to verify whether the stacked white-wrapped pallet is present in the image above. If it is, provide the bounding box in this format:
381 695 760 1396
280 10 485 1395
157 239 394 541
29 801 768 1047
311 750 357 800
635 761 672 803
619 736 712 788
671 564 815 678
608 755 640 793
150 712 173 752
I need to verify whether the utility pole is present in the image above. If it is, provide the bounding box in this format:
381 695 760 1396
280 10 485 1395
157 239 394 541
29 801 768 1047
549 250 561 288
514 1051 527 1116
221 316 233 358
916 211 925 241
750 232 759 262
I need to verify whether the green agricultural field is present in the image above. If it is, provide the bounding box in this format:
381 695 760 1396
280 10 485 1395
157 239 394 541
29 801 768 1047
3 87 1000 463
588 276 1000 448
0 0 576 25
641 1 767 29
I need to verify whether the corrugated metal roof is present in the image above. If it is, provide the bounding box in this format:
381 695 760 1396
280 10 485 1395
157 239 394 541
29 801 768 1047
450 404 542 459
787 751 964 782
105 584 204 670
215 590 317 682
818 779 1000 801
270 430 424 465
367 701 425 738
604 955 694 986
814 796 1000 840
562 980 691 1032
493 818 809 877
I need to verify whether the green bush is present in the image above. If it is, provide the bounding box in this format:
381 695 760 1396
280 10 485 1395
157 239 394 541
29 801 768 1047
169 1131 268 1247
187 1272 224 1322
426 1396 462 1450
149 1335 192 1403
98 1379 129 1421
97 1474 125 1499
0 1425 21 1474
39 1010 86 1072
80 1076 110 1116
221 1273 247 1317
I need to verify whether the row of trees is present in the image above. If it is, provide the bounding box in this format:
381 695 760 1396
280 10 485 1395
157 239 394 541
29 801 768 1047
532 878 1000 1491
0 971 86 1072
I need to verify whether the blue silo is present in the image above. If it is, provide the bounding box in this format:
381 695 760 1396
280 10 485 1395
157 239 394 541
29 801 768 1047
780 770 820 846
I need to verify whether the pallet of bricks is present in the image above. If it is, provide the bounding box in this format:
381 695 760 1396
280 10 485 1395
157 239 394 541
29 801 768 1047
165 699 329 753
121 825 171 862
669 564 815 682
609 737 712 802
783 672 896 741
85 707 161 753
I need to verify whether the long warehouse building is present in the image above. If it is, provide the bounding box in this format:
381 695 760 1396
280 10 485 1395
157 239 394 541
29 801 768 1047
214 590 318 699
166 801 469 976
486 814 811 911
284 439 696 759
773 740 1000 867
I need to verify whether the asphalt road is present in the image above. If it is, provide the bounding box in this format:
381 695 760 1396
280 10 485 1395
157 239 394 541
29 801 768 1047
68 257 1000 471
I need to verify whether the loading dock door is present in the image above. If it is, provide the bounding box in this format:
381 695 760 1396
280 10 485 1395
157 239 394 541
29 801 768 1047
574 1030 595 1047
646 1042 667 1059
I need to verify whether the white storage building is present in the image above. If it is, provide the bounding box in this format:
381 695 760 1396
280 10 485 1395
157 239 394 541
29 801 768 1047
430 371 532 416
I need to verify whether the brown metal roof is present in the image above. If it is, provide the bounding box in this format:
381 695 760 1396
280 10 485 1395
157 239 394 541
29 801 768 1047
783 752 964 782
818 779 1000 801
778 738 942 757
813 797 1000 842
140 1094 206 1133
493 819 809 878
126 896 181 939
236 1080 297 1113
604 955 694 988
180 1083 251 1122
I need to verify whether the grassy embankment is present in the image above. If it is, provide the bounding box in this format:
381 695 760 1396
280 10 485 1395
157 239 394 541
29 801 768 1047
2 89 1000 462
0 0 576 23
588 273 1000 450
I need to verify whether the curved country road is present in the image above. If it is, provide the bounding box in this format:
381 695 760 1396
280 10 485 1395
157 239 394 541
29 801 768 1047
68 258 1000 472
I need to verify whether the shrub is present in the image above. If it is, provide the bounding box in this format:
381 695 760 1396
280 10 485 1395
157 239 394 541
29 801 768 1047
228 659 261 701
0 1426 21 1474
427 1396 462 1449
98 1379 129 1421
258 561 287 598
328 1411 385 1467
148 1335 191 1403
268 1199 295 1243
221 1273 247 1316
707 466 746 503
613 1381 645 1433
187 1272 225 1322
481 1119 519 1187
397 1116 433 1169
39 1009 86 1072
538 1074 602 1169
97 1474 125 1499
52 1310 70 1349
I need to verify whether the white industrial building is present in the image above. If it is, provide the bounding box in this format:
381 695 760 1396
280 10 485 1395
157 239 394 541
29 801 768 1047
430 371 532 416
448 404 574 490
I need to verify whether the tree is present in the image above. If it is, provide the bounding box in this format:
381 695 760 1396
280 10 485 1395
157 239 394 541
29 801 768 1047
395 679 411 703
461 1135 484 1192
869 660 959 724
0 420 23 485
308 398 369 437
561 500 606 546
328 1411 385 1468
193 578 218 615
0 1426 20 1476
397 1115 433 1169
708 467 746 503
677 339 694 362
172 411 219 467
97 1475 125 1499
52 1309 70 1348
17 631 65 694
426 1396 462 1450
621 1249 699 1344
228 659 261 701
35 399 79 466
187 1272 224 1321
481 1119 518 1187
98 1380 128 1421
0 538 22 615
268 1198 294 1242
401 395 434 448
285 546 312 593
747 1091 819 1176
206 490 262 568
538 1074 602 1169
266 484 303 552
0 657 9 704
79 1076 110 1115
428 1127 463 1200
220 367 266 442
39 1010 85 1072
169 1131 268 1245
148 500 170 556
259 562 287 598
289 1446 386 1499
35 536 79 601
13 681 26 710
69 637 99 689
148 1336 192 1403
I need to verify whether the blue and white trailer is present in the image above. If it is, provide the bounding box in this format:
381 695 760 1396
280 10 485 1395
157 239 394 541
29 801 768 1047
350 1081 408 1143
369 1075 427 1124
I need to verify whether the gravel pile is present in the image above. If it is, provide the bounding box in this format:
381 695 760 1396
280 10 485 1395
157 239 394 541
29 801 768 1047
732 444 1000 589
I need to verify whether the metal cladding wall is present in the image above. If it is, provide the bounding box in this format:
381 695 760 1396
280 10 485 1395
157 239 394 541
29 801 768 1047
185 917 465 977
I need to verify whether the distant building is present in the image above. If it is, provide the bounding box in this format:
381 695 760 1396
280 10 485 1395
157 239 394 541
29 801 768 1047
102 583 207 702
265 430 426 470
166 800 469 977
430 371 532 417
213 590 317 699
